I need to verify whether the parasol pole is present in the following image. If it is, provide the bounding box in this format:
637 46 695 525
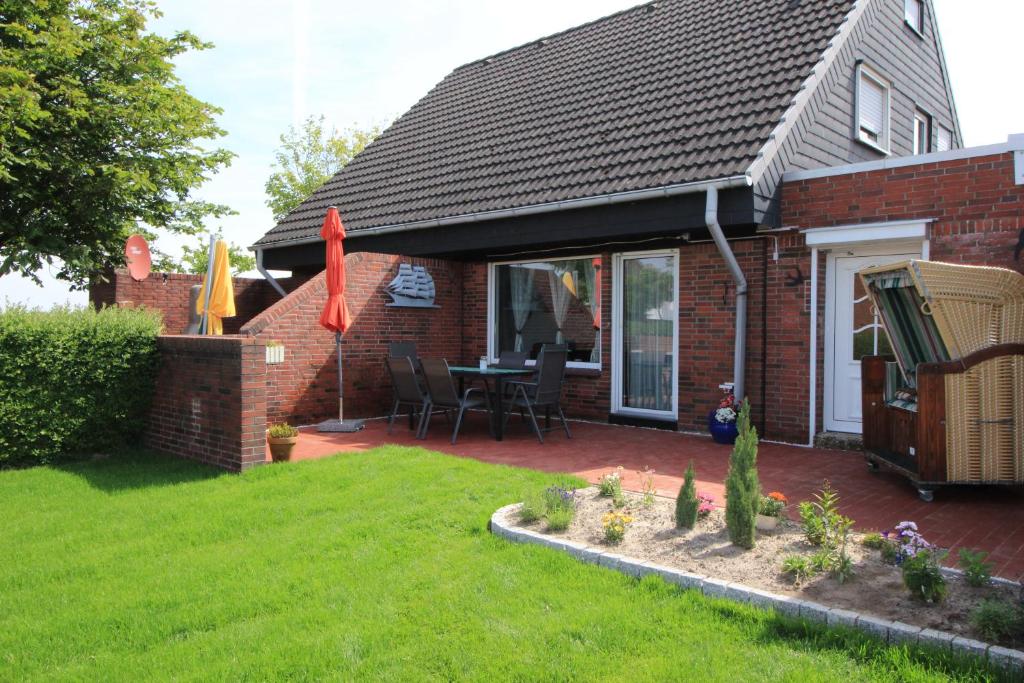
336 330 344 421
198 234 216 334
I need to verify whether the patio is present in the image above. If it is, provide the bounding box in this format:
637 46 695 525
275 414 1024 581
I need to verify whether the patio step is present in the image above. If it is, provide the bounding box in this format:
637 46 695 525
814 431 864 452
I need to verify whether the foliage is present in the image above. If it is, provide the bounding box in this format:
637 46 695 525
861 532 886 549
797 482 855 582
545 508 573 532
957 548 993 588
0 305 161 465
970 599 1023 646
0 0 234 287
713 391 737 423
602 510 633 544
264 116 380 221
675 461 699 529
697 493 715 520
902 549 948 603
178 237 256 275
598 467 623 497
518 489 547 523
759 491 787 518
781 556 815 586
724 400 759 549
0 447 1005 680
267 423 298 439
639 467 656 508
879 540 900 565
612 490 626 509
543 486 575 515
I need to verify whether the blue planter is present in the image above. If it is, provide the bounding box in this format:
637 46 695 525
708 411 738 445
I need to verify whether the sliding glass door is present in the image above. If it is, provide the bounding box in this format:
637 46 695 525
611 251 678 420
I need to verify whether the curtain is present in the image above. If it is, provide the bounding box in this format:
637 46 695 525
509 266 533 352
547 268 572 344
585 259 600 363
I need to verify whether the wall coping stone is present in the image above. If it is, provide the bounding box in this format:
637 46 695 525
489 502 1023 674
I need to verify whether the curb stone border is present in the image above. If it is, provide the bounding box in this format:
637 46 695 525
489 503 1024 675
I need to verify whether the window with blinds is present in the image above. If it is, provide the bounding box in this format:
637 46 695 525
856 64 890 152
936 125 953 152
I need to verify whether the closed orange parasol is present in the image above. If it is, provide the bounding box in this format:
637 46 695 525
317 206 363 432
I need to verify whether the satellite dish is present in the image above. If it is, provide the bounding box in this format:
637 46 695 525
125 234 152 281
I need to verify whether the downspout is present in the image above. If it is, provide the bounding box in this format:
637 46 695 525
704 185 747 402
255 247 287 298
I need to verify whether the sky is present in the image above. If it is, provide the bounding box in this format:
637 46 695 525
2 0 1022 308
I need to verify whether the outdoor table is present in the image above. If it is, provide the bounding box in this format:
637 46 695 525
448 366 534 441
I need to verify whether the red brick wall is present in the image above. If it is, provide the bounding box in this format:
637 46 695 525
89 269 306 334
146 335 266 472
242 253 464 426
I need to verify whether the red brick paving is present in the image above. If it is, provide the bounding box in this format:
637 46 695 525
274 415 1024 581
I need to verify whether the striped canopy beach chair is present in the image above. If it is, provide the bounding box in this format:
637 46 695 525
859 260 1024 501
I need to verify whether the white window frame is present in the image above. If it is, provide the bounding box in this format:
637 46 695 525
904 0 924 37
487 255 603 370
913 108 932 155
610 249 679 420
855 63 892 155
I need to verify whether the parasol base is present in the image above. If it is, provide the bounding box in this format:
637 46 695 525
316 419 365 433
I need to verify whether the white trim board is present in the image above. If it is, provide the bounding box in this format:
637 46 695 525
802 219 931 247
783 134 1024 182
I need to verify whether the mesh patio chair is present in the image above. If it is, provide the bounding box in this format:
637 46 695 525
495 351 529 369
419 358 493 444
386 356 430 438
388 341 419 363
502 344 571 443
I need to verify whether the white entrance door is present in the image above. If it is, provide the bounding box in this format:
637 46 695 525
824 252 914 433
611 250 679 421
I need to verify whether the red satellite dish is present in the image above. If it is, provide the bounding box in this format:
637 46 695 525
125 234 152 281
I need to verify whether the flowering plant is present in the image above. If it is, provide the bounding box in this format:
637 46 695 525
602 510 634 543
882 521 934 565
759 491 788 517
714 392 737 424
697 492 715 519
640 467 656 507
598 467 623 497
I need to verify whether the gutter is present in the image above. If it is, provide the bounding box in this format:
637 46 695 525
249 174 752 250
704 185 748 403
255 247 287 298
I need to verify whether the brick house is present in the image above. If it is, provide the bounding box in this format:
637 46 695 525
92 1 1024 470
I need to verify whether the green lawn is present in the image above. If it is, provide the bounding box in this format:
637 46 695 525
0 447 1002 681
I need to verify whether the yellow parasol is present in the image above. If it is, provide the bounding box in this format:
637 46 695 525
196 240 236 335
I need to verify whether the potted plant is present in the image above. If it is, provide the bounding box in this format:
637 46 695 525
267 422 299 462
708 391 739 444
757 491 787 531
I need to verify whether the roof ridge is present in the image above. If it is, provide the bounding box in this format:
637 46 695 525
454 0 664 71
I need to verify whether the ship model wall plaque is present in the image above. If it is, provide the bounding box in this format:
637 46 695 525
385 263 439 308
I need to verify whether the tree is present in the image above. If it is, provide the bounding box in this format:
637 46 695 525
675 461 699 529
264 116 380 221
0 1 234 288
725 400 760 549
179 238 255 276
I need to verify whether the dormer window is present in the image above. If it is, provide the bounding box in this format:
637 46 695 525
905 0 924 35
855 64 891 154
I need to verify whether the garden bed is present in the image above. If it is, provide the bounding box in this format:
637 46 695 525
504 486 1021 646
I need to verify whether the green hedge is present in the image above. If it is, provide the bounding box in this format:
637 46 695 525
0 306 162 465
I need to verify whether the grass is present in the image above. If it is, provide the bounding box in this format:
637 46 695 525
0 447 1006 681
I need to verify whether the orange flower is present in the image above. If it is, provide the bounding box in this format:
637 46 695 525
768 491 788 504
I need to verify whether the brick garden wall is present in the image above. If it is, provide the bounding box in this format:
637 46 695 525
89 269 306 334
146 335 267 472
242 253 464 426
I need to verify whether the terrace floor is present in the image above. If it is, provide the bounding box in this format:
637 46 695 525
275 413 1024 581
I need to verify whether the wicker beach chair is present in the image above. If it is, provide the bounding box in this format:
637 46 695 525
858 260 1024 500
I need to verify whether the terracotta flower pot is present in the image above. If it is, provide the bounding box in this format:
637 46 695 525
267 435 297 462
756 514 779 531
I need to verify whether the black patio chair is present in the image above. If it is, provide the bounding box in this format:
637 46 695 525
495 351 529 369
419 358 493 444
502 344 571 443
386 356 430 438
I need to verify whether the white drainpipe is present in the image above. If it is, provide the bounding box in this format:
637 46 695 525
704 185 748 402
255 247 287 298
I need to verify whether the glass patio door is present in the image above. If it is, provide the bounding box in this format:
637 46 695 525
611 251 679 420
